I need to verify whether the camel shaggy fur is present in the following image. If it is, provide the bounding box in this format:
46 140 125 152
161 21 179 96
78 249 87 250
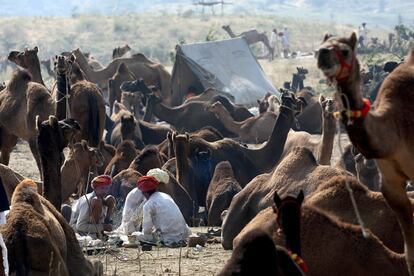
104 140 138 177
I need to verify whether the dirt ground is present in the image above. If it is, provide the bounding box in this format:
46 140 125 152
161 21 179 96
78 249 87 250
8 132 350 275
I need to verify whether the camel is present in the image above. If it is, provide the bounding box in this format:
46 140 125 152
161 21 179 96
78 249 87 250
337 144 380 191
109 103 143 148
8 47 46 86
108 63 136 115
292 89 324 134
109 168 195 225
291 67 308 93
208 101 277 143
221 147 344 249
139 119 172 146
41 58 54 78
0 69 54 177
121 91 144 119
129 145 165 176
96 141 116 175
307 176 408 253
222 25 273 58
120 78 156 108
37 115 81 210
0 82 5 91
72 48 173 106
120 115 145 149
104 140 138 177
2 179 102 275
219 192 305 276
235 203 408 276
257 92 280 114
316 32 414 275
183 88 235 105
54 54 106 147
0 164 42 203
206 161 242 226
184 91 304 187
112 44 132 59
61 140 104 201
144 94 236 137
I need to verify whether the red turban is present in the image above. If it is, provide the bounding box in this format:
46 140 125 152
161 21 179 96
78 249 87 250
91 175 112 189
137 176 159 192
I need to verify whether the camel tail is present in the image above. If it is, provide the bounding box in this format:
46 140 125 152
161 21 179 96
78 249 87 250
88 94 100 147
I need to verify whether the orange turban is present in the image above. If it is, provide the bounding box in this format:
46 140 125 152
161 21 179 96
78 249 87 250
137 176 159 192
91 175 112 189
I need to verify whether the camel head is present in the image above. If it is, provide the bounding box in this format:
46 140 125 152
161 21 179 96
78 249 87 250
8 46 39 68
273 190 304 256
69 140 105 168
54 54 75 75
36 116 81 151
173 133 190 157
279 90 306 117
146 94 163 109
121 78 152 95
316 33 357 82
120 115 136 138
319 95 334 114
121 91 144 116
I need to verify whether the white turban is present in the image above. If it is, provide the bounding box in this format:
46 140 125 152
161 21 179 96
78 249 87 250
146 168 170 184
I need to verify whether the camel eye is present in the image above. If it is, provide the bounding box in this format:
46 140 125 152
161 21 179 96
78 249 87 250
341 50 349 57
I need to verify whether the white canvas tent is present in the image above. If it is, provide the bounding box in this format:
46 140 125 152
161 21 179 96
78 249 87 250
171 37 279 106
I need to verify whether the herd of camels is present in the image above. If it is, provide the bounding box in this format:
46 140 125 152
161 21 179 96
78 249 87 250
0 29 413 275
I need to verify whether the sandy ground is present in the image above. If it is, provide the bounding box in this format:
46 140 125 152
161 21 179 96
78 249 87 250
7 132 350 275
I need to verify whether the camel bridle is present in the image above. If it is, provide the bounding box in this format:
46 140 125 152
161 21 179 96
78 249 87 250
327 42 354 84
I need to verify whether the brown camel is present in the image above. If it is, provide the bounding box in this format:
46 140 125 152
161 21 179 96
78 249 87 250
280 95 336 165
307 175 409 253
128 145 166 176
0 69 54 177
54 54 106 147
121 91 144 119
72 48 173 105
109 103 143 148
206 161 242 226
222 25 273 58
2 179 102 275
183 88 235 104
108 63 136 115
41 58 54 78
235 203 408 276
109 168 195 225
61 140 104 201
97 141 116 175
120 115 145 149
219 192 305 276
37 115 81 210
144 94 236 137
104 140 138 177
221 147 344 249
184 91 304 187
112 44 132 59
258 92 280 115
336 144 380 191
139 119 173 146
208 101 277 143
0 164 42 203
8 47 46 86
316 33 414 274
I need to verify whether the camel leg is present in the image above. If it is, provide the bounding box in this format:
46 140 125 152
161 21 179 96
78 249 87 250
28 138 43 180
0 130 17 165
377 159 414 275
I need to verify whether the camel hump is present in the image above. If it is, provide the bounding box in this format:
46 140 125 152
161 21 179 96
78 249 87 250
131 53 155 64
117 63 130 74
11 179 41 207
284 147 318 167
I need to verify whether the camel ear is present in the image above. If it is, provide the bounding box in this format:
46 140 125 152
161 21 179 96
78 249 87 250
36 115 41 132
349 32 357 50
70 54 76 63
33 46 38 53
319 94 326 105
273 191 282 208
167 131 172 140
49 115 59 129
129 115 134 121
81 140 88 151
257 99 261 105
323 33 331 42
297 190 304 204
185 132 189 140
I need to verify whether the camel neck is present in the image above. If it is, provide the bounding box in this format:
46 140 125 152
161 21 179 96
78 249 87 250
55 73 68 120
215 108 243 135
249 107 294 170
174 142 191 194
28 62 45 86
41 150 63 210
337 62 364 111
317 115 336 165
153 102 179 126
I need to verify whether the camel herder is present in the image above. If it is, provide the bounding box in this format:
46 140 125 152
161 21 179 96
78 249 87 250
131 174 191 247
70 175 116 238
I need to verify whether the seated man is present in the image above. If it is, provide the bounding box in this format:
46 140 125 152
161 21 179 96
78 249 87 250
133 175 191 247
118 168 170 235
70 175 116 239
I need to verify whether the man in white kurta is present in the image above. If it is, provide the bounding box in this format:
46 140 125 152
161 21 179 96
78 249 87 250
133 175 191 247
